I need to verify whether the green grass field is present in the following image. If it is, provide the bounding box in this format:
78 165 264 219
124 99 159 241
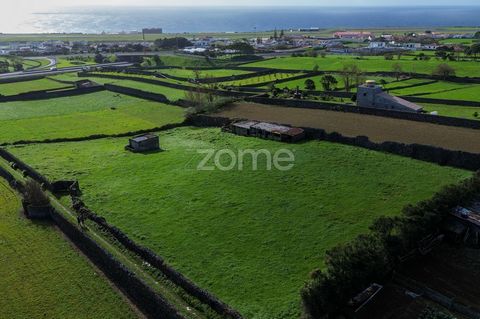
220 72 304 86
244 55 480 77
421 103 480 120
159 68 251 78
0 91 184 143
0 179 137 318
0 78 73 96
56 58 96 68
7 127 470 319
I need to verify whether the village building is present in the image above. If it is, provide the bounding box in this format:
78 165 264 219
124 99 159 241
125 133 160 152
444 205 480 246
333 31 374 41
357 80 423 113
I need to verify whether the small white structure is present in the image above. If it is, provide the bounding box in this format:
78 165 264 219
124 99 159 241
357 80 423 113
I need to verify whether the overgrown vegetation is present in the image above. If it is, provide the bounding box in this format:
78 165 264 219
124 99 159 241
301 171 480 318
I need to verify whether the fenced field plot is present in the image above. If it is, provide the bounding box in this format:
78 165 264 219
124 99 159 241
0 78 73 96
7 127 470 318
243 55 480 77
216 102 480 153
0 91 184 143
0 180 137 319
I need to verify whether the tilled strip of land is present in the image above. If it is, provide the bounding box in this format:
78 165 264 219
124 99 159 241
216 102 480 154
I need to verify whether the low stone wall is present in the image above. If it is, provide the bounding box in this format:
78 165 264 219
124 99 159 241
0 75 44 84
49 207 184 319
240 72 318 88
0 86 105 103
104 84 169 103
245 97 480 130
0 148 51 189
71 197 243 319
0 122 185 146
0 145 243 318
188 114 480 171
79 72 255 98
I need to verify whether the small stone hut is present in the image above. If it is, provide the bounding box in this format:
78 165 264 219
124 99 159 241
125 133 160 152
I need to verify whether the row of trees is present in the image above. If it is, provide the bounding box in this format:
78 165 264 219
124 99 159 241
302 171 480 318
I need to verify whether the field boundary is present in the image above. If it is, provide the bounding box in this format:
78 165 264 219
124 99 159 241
188 114 480 171
0 147 243 319
244 97 480 129
0 166 184 319
0 86 105 103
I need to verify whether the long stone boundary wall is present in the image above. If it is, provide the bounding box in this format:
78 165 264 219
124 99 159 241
187 114 480 171
0 122 185 147
79 72 255 98
0 75 44 84
0 86 105 103
104 84 170 103
50 208 185 319
0 146 243 319
71 197 243 319
238 72 315 88
245 97 480 130
0 169 185 319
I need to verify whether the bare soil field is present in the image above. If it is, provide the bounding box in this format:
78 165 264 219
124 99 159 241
216 102 480 154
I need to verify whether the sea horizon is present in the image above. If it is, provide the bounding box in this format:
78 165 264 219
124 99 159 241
2 6 480 34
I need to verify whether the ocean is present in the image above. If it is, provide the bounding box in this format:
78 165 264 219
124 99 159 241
2 6 480 34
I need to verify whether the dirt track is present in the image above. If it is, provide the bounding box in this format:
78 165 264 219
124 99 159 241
216 102 480 154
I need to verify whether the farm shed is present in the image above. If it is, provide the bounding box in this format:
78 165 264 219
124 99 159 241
125 133 160 153
357 80 423 113
231 120 259 136
230 121 305 142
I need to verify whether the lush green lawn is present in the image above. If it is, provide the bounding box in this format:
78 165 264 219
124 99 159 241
8 127 470 319
57 58 95 68
421 103 480 120
0 91 184 143
0 78 73 96
220 72 303 86
159 68 251 78
0 179 137 318
244 55 480 77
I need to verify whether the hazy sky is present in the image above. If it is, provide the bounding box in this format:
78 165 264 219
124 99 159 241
10 0 480 10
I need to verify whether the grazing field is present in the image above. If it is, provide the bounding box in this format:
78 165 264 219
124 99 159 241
421 103 480 120
0 91 184 143
7 127 470 318
159 68 251 78
220 72 304 86
0 78 73 96
0 179 137 319
216 102 480 153
243 55 480 77
56 58 95 68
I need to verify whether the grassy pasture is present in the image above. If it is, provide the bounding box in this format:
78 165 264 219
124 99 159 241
244 55 480 77
159 68 251 78
0 179 137 318
7 127 470 318
421 103 480 120
220 72 303 86
0 78 73 96
0 91 184 143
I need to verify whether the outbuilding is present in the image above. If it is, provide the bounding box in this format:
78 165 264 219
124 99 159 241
125 133 160 152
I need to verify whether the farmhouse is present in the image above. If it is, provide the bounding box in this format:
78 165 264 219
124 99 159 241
125 133 160 152
230 120 305 142
357 80 423 113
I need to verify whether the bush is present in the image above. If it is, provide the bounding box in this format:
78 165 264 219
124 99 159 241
24 179 50 206
302 171 480 318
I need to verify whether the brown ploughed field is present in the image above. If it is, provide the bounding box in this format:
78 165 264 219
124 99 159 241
216 102 480 153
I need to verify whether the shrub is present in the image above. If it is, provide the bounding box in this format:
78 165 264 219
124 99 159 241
23 179 50 206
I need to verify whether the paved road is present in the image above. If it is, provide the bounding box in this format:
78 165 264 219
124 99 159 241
0 61 132 80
